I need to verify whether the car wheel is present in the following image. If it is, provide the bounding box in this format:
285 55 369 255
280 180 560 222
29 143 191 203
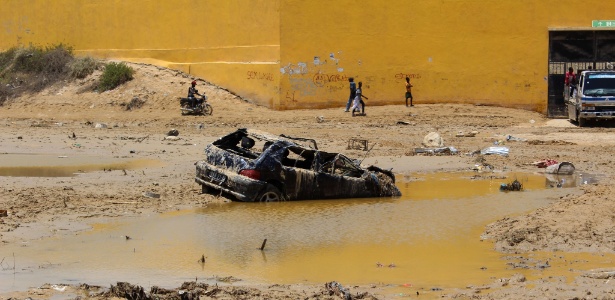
201 184 209 194
258 185 282 202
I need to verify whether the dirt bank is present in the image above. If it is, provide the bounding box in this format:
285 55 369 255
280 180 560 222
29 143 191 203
2 62 615 299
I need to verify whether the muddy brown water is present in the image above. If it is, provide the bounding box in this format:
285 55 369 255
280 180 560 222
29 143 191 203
0 171 612 295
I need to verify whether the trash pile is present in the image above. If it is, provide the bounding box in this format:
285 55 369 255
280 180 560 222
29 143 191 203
532 159 575 175
414 132 459 156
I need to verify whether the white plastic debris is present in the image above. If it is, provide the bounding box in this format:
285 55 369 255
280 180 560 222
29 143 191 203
480 146 509 156
51 284 66 292
422 132 444 147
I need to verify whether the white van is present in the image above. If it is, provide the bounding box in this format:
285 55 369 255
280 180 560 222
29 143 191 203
567 70 615 127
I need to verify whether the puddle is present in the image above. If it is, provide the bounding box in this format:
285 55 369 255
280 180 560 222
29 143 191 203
0 153 164 177
0 172 611 294
399 171 599 199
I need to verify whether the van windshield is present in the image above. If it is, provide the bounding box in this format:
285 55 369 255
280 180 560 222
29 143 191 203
583 73 615 96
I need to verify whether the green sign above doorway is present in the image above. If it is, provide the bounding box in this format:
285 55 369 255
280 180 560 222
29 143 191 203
592 20 615 27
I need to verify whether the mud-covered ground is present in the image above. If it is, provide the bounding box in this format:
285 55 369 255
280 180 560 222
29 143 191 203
1 62 615 299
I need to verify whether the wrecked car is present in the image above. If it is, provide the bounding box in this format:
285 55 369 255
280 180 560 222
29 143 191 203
195 128 401 202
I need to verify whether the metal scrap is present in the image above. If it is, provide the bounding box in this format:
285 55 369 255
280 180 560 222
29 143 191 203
414 146 458 156
347 138 369 151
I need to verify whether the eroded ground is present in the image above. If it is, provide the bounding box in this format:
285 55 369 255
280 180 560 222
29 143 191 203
1 62 615 299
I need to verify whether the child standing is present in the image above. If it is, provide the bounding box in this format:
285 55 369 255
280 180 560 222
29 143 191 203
405 77 413 107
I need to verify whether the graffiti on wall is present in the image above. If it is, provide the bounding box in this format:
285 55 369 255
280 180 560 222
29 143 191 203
247 71 274 81
285 91 298 103
313 73 349 87
394 72 422 83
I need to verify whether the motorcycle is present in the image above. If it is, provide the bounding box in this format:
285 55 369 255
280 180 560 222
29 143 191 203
180 95 213 116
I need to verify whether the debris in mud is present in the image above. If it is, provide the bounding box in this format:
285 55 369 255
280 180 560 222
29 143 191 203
422 132 444 147
456 130 478 137
95 123 108 129
97 280 378 300
164 135 181 141
473 155 494 171
480 146 509 156
259 238 267 250
533 159 576 175
347 138 369 151
505 257 550 270
505 134 526 142
470 174 505 180
0 209 8 217
500 179 523 191
531 159 559 168
414 146 458 156
51 284 67 292
417 132 458 155
545 162 575 175
107 282 148 300
167 129 179 136
325 281 352 300
472 163 494 172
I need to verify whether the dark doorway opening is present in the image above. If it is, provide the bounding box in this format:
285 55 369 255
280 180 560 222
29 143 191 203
548 30 615 117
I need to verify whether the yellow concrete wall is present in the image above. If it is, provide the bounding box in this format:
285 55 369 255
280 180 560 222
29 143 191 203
0 0 280 107
278 0 615 112
2 0 615 112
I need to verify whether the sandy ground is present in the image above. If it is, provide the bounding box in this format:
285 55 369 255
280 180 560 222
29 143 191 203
2 62 615 299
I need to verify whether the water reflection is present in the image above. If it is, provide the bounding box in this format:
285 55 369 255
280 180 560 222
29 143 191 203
544 172 599 188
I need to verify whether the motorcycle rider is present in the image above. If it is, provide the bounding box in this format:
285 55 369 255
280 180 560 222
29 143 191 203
187 80 202 109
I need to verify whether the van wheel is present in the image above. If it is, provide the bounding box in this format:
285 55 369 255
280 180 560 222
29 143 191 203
578 116 586 127
578 119 586 127
257 185 282 202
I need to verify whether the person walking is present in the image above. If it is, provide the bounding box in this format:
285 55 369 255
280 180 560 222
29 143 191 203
405 77 414 107
351 81 368 116
345 77 357 112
